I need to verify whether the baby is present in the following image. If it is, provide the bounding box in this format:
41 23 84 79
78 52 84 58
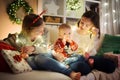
53 24 80 66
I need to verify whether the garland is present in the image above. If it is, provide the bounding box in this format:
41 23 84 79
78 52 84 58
7 0 33 24
66 0 81 10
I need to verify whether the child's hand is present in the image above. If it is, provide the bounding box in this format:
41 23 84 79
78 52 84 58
91 27 99 36
47 44 53 50
21 46 35 55
20 53 29 59
71 45 78 51
84 52 90 59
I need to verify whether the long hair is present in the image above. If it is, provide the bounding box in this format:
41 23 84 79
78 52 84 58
21 14 43 36
77 11 100 37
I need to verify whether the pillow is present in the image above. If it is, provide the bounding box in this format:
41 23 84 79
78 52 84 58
96 34 120 56
1 49 32 74
0 41 16 72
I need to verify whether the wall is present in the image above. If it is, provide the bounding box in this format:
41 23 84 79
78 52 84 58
0 0 37 40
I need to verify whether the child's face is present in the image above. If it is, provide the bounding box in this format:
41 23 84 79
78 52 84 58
78 17 94 32
30 23 45 40
59 28 71 40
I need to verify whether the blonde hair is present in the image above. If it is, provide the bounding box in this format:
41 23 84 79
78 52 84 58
59 24 71 31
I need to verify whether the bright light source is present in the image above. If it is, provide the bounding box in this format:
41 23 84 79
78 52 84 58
104 3 108 6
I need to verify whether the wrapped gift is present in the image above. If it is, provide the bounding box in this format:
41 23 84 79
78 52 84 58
104 52 120 67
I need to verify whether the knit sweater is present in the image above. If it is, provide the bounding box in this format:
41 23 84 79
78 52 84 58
72 30 99 56
3 29 50 54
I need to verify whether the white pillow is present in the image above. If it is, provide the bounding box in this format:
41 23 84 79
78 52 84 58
1 49 32 74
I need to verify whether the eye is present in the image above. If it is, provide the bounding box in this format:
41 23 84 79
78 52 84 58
64 33 66 35
69 32 71 35
81 22 84 25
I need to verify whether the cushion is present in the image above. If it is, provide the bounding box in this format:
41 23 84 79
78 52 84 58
104 52 120 67
0 41 16 72
96 34 120 56
1 49 32 74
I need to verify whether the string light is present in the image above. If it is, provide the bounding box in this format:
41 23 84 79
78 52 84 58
104 2 108 6
113 20 116 23
105 13 109 16
113 10 116 13
71 25 77 31
104 22 107 26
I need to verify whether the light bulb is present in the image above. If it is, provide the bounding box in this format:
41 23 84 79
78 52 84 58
104 3 108 6
105 13 109 16
113 20 116 23
113 10 115 13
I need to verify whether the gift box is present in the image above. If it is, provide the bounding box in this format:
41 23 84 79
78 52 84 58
104 52 120 67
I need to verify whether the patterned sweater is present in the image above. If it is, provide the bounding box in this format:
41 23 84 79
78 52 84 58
72 30 99 56
54 38 78 57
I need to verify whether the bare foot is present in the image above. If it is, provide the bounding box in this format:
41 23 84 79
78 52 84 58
70 71 81 80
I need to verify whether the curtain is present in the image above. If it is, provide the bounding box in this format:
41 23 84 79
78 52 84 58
100 0 120 35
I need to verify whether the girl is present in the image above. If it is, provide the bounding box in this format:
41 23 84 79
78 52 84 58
4 14 80 80
72 11 116 73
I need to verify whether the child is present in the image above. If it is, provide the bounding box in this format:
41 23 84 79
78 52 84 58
71 10 116 73
53 24 82 66
72 11 100 56
53 24 92 76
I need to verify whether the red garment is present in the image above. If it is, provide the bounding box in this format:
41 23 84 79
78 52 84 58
54 38 78 57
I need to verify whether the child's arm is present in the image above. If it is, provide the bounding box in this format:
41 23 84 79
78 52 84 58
53 39 66 62
69 40 78 51
54 39 64 53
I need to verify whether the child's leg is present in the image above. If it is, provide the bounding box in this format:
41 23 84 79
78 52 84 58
35 54 81 80
101 58 116 73
69 60 91 75
93 56 116 73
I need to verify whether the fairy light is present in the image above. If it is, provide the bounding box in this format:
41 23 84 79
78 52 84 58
105 13 109 16
71 25 77 31
104 22 107 26
113 10 116 13
104 2 108 6
113 20 116 23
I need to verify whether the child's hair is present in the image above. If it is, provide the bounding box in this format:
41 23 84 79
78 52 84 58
59 24 71 31
77 11 100 37
77 11 99 29
21 14 44 35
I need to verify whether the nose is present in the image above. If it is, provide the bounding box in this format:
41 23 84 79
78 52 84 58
41 31 44 35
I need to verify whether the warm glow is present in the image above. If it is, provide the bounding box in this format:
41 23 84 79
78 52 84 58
104 3 108 6
113 10 116 13
113 20 116 23
71 25 77 31
104 22 107 26
105 13 109 16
